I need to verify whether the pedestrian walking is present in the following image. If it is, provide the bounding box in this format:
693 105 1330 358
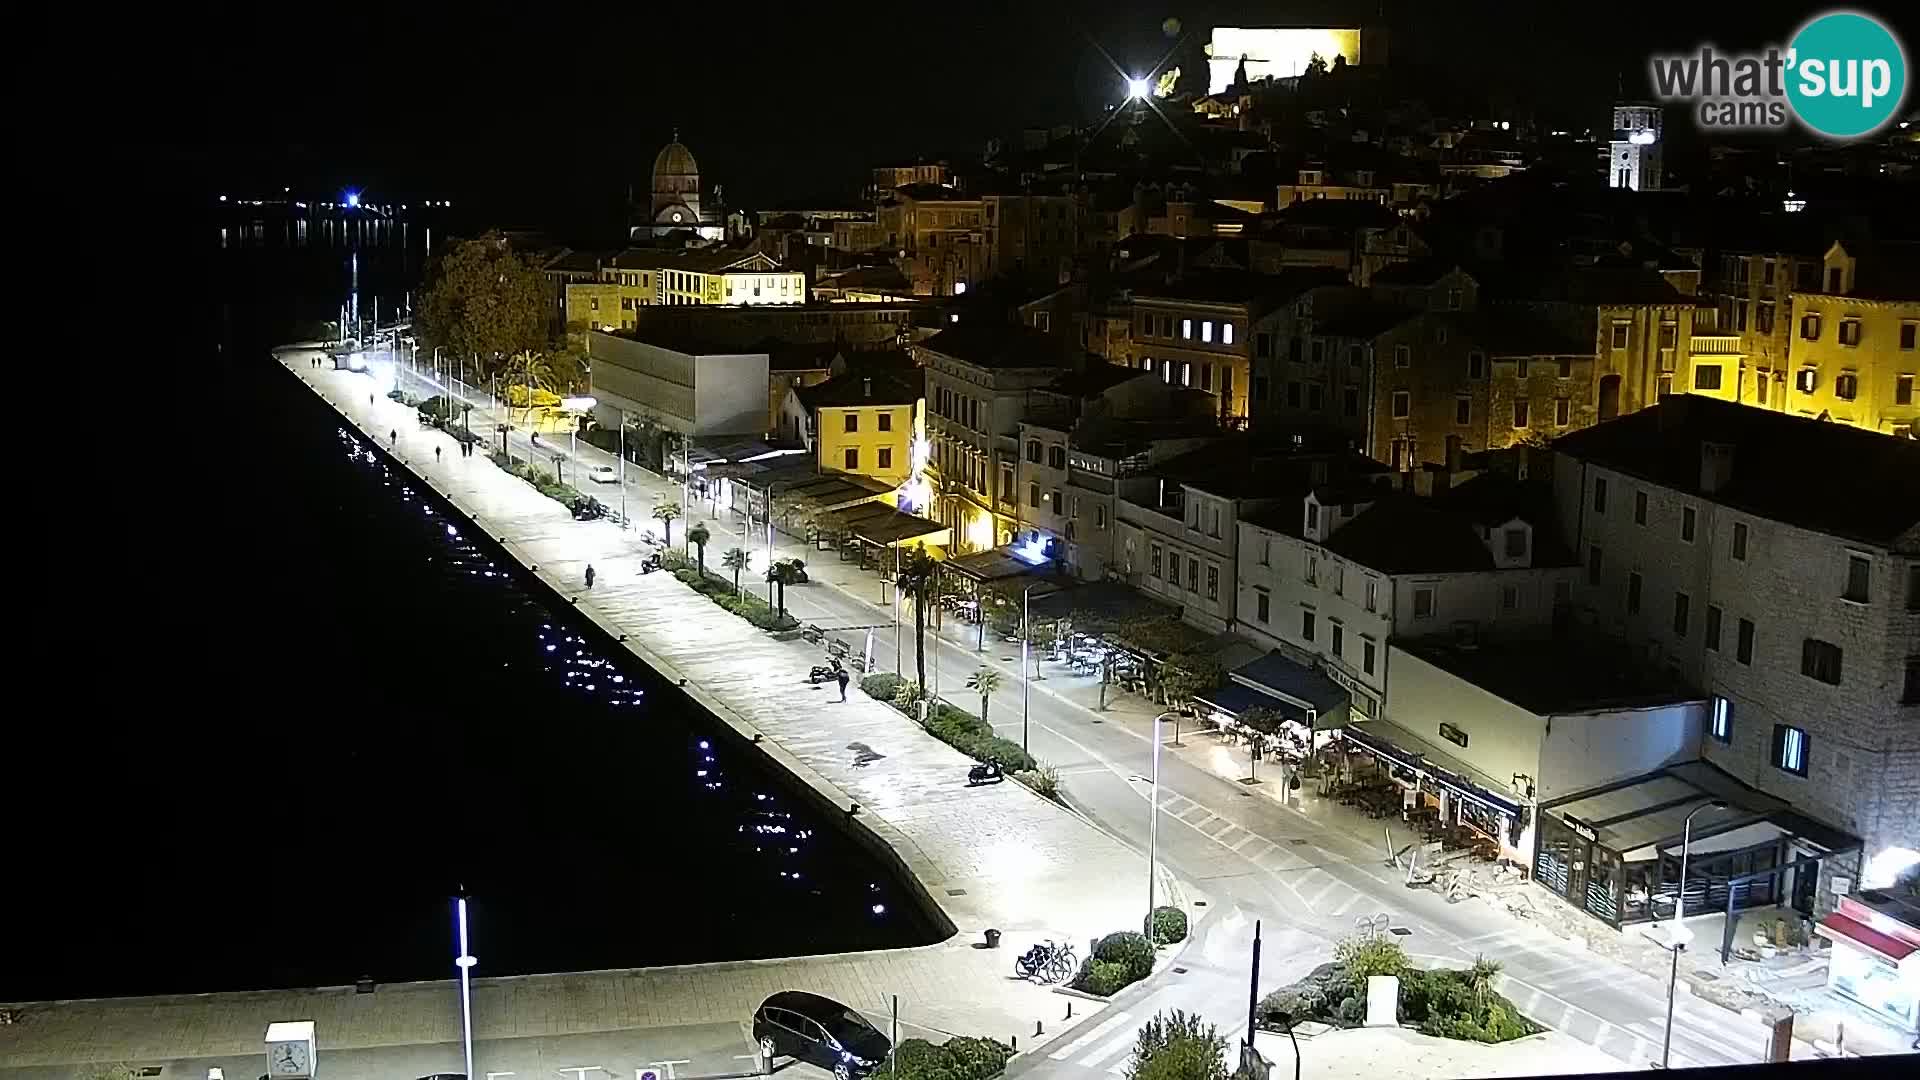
435 445 442 463
836 668 850 702
585 564 596 589
389 429 397 446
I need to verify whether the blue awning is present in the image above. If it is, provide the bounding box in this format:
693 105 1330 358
1193 684 1313 727
1229 651 1350 727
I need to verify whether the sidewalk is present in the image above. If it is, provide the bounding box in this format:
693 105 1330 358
0 352 1172 1068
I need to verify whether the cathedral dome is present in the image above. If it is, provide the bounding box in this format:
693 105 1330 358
654 139 699 180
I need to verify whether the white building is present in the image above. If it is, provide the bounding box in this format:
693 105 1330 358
1607 103 1663 192
586 331 770 439
1551 395 1920 906
1235 467 1582 723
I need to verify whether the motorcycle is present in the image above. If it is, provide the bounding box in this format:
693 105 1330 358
640 554 664 575
967 761 1005 786
808 658 845 684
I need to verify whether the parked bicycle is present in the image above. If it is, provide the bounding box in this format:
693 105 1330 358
1014 939 1077 983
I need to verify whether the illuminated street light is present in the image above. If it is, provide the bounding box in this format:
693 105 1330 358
1657 799 1727 1070
453 895 477 1080
1146 710 1179 925
1126 76 1150 99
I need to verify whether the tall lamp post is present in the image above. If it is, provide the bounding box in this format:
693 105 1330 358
1660 799 1728 1070
1020 582 1042 753
1146 710 1179 923
453 894 478 1080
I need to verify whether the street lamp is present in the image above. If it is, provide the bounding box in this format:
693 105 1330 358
1146 710 1179 924
1020 582 1042 754
1269 1011 1301 1080
1659 799 1728 1070
1126 76 1150 100
453 894 478 1080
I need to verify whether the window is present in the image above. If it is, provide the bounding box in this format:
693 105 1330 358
1391 390 1410 418
1202 320 1214 343
1302 610 1316 642
1660 323 1678 350
1555 397 1571 426
1904 657 1920 704
1513 399 1530 428
1594 477 1609 514
1413 587 1435 619
1694 365 1723 390
1096 506 1107 529
1737 618 1755 665
1627 572 1642 614
877 447 893 470
1344 386 1359 416
1834 373 1859 400
1517 357 1531 378
1681 506 1696 543
1634 490 1648 525
1901 322 1918 350
1504 528 1526 558
1844 553 1871 603
1365 580 1378 612
844 412 859 433
1800 313 1821 340
1394 345 1410 368
1363 640 1377 675
1151 544 1162 578
1447 288 1462 310
1305 554 1318 585
1207 564 1219 601
1025 439 1041 463
1500 584 1518 611
1256 332 1273 358
1795 367 1818 394
1709 696 1732 743
1672 592 1691 636
1308 384 1324 410
1558 357 1574 378
1256 590 1270 623
1181 319 1192 339
1756 302 1774 334
1052 488 1063 511
1253 376 1269 402
1611 322 1630 350
1588 544 1604 585
1188 558 1199 592
1287 381 1302 407
876 412 892 432
1027 483 1039 508
1838 319 1861 346
1468 351 1486 378
1223 323 1235 345
1705 604 1722 650
844 447 859 470
1332 623 1345 657
1456 396 1471 425
1898 374 1915 406
1306 502 1319 531
1772 724 1809 777
1333 563 1345 595
1165 551 1179 584
1048 445 1066 469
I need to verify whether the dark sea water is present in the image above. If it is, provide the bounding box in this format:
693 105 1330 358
0 212 936 1002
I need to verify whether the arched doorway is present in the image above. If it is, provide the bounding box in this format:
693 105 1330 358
1598 374 1622 421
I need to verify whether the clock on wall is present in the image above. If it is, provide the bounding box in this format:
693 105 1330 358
264 1021 317 1079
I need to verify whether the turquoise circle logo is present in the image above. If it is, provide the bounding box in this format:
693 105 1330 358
1786 11 1908 138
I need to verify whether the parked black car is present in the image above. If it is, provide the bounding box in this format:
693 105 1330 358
752 991 891 1080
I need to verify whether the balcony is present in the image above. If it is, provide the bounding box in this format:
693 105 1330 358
1690 334 1744 356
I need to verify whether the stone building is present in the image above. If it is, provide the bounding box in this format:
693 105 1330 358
1784 241 1920 437
638 134 725 241
1550 395 1920 904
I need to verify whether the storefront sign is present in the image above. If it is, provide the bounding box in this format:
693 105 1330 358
1438 722 1469 748
1563 815 1598 843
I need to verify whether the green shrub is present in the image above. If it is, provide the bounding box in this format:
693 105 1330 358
1128 1010 1227 1080
892 681 925 710
862 673 904 701
1095 931 1156 981
1335 934 1409 981
885 1036 1013 1080
1072 959 1135 997
1014 763 1060 800
1148 905 1188 945
1332 993 1365 1027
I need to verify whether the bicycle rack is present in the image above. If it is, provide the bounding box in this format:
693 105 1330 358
1356 912 1390 940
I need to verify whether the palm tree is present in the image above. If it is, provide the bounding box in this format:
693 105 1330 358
721 547 751 595
766 559 804 621
687 522 711 577
1467 954 1502 1011
966 666 1002 725
651 497 681 547
894 544 939 690
500 350 558 425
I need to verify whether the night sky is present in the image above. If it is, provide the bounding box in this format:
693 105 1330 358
55 1 1898 241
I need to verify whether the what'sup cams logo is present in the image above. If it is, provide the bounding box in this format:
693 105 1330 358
1649 10 1908 139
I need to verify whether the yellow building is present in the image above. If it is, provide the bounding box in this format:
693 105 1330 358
780 367 925 490
564 249 807 330
1784 242 1920 436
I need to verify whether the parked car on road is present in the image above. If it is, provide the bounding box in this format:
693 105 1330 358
588 464 618 484
752 991 891 1080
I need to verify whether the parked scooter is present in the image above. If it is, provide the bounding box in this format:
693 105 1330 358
808 657 845 684
640 553 664 575
966 761 1005 786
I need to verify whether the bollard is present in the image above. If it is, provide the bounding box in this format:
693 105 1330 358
1036 1020 1044 1037
1010 1036 1017 1052
1065 1002 1073 1019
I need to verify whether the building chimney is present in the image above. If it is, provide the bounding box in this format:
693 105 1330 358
863 377 873 399
1700 441 1735 494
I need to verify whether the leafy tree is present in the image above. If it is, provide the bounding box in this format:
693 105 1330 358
894 544 939 689
1305 51 1328 77
1335 933 1408 980
1467 954 1503 1012
418 232 549 376
1237 706 1287 738
966 665 1002 725
501 349 559 423
1158 656 1220 709
687 522 711 576
1126 1009 1226 1080
766 558 806 619
721 546 751 595
652 497 682 547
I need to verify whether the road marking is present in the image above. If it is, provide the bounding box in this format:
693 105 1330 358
1176 803 1211 824
1080 1026 1143 1069
1049 1011 1132 1060
1228 832 1259 852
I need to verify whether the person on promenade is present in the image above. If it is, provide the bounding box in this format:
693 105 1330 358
435 446 442 463
585 564 596 589
836 668 850 702
389 429 397 446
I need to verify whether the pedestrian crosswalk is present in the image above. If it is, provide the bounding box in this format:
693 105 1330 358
1130 785 1374 920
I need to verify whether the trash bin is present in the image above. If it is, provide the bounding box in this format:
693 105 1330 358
984 928 1002 948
